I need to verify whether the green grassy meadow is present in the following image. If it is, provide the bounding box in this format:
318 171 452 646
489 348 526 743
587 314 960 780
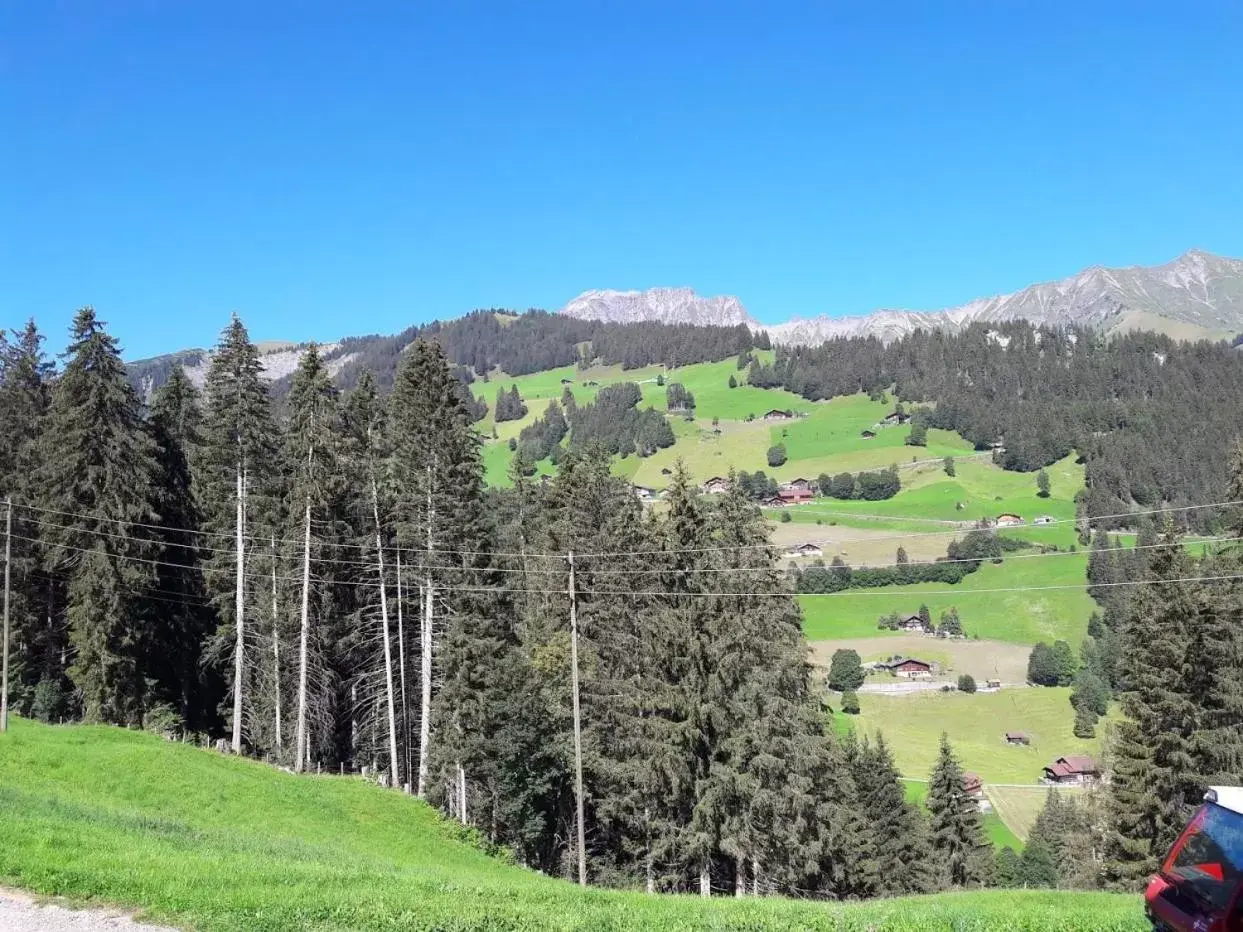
0 719 1144 931
800 551 1095 646
835 688 1105 786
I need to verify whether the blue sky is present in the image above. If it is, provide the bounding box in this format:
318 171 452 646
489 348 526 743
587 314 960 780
4 2 1242 359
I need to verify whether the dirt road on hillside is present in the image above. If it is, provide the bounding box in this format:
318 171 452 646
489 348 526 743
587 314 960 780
0 889 178 932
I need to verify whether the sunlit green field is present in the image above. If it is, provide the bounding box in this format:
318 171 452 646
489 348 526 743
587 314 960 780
800 550 1094 646
836 688 1105 786
0 719 1144 931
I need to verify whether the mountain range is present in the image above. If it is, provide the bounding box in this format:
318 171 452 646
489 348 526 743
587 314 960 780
560 250 1243 344
128 249 1243 394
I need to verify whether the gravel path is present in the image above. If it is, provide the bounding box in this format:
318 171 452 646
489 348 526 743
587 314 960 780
0 889 178 931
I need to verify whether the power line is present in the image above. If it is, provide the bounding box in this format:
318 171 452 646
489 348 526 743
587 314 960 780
14 496 1243 562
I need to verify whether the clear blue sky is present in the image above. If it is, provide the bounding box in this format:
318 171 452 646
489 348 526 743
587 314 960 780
4 2 1242 359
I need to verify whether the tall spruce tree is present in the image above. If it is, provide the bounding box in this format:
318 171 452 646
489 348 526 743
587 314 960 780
926 733 988 887
0 321 54 715
388 339 495 807
851 733 936 895
38 308 160 724
147 367 218 732
200 315 279 753
1104 522 1199 888
281 345 350 772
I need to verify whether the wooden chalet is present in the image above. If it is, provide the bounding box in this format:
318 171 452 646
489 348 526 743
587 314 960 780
777 488 813 505
876 657 934 679
782 478 814 493
787 542 824 558
898 614 929 633
701 476 730 495
995 513 1024 527
962 772 984 797
986 679 1002 690
1033 515 1056 525
762 409 795 422
860 429 876 439
1043 755 1101 786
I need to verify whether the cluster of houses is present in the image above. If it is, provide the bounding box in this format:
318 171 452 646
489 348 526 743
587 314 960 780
954 753 1101 807
699 475 817 507
859 409 911 439
977 513 1057 528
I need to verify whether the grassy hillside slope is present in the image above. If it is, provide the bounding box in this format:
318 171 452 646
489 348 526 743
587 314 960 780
0 720 1143 931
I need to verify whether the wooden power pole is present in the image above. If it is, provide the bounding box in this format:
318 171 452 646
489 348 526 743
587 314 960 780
568 550 587 887
1 496 11 734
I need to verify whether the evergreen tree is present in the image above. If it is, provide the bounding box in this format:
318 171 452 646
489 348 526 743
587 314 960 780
147 367 218 732
0 320 54 714
281 345 352 771
943 456 955 477
994 847 1020 887
388 340 496 806
1104 523 1199 888
200 315 280 753
926 734 988 887
850 733 935 895
1027 642 1059 686
905 422 927 447
766 444 787 468
1052 639 1077 686
840 689 860 714
1037 468 1051 498
38 308 160 724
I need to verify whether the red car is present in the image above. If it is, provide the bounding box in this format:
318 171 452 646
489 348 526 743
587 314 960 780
1146 788 1243 931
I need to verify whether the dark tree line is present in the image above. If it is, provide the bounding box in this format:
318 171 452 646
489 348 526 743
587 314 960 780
129 310 765 399
794 530 1026 593
749 322 1243 530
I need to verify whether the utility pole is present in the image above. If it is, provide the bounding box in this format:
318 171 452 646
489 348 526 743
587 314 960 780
1 496 11 734
568 550 586 887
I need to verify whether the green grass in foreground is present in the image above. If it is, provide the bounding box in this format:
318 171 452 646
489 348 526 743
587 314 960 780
0 719 1143 931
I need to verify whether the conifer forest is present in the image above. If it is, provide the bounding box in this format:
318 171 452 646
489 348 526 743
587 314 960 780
4 307 1243 905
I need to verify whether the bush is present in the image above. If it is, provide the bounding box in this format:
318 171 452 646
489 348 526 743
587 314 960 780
905 422 927 447
840 689 861 714
767 443 787 467
957 674 977 694
1027 642 1059 686
780 511 791 523
943 456 955 477
143 702 184 738
31 677 70 723
828 649 865 692
727 374 737 388
1073 704 1098 738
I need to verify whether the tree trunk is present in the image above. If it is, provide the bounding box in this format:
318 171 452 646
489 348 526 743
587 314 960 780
644 807 655 894
396 552 410 791
231 463 246 753
271 537 282 751
417 477 434 798
294 497 311 772
568 550 587 888
457 762 468 825
751 859 760 896
417 572 432 797
699 863 711 897
735 859 745 897
372 477 400 788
